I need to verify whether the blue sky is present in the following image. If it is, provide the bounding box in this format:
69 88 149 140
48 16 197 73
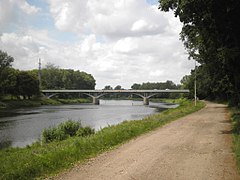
0 0 195 89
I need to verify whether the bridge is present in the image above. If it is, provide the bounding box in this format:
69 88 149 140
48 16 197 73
41 89 189 105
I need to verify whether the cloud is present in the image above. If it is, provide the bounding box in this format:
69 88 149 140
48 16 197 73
47 0 168 39
0 0 195 89
18 0 41 14
0 0 41 33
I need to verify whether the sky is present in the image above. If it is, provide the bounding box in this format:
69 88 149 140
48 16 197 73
0 0 195 89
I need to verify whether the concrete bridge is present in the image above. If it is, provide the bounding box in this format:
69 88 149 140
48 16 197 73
41 89 189 105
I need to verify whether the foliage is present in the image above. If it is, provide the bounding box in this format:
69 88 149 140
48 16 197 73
0 50 14 97
103 85 113 90
231 108 240 170
0 50 14 70
33 63 96 90
0 68 18 97
159 0 240 106
181 66 221 100
41 120 95 143
131 80 178 90
0 50 96 100
57 98 91 104
131 81 183 98
0 68 39 99
0 50 40 99
58 120 81 137
114 85 123 90
76 126 95 137
16 71 40 99
42 127 66 143
1 98 91 109
0 99 204 179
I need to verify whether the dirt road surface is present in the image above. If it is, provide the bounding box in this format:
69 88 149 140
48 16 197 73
54 102 239 180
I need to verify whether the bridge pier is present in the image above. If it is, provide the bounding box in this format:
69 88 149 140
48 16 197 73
143 97 149 105
92 97 100 105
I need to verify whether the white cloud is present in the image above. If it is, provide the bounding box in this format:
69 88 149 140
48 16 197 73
131 19 148 32
0 0 195 89
47 0 168 39
18 0 40 14
0 0 40 33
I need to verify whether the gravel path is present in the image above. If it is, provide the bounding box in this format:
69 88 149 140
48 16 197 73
54 102 239 180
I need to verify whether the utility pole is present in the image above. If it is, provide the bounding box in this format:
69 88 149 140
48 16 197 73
194 59 197 106
38 58 42 90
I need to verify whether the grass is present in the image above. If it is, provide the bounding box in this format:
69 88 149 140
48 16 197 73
0 99 205 179
57 98 91 104
230 107 240 171
0 98 91 109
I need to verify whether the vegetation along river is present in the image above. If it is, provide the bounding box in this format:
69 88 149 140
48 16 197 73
0 100 177 148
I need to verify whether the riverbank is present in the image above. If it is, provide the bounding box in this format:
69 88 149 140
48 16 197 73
55 101 239 180
0 98 91 109
0 99 204 179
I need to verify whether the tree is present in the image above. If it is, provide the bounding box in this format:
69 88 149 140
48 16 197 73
103 85 113 90
131 81 178 90
131 83 141 90
0 50 14 97
159 0 240 105
0 68 18 98
114 85 122 90
0 50 14 70
16 71 39 99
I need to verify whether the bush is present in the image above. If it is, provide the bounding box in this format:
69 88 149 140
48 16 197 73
76 126 95 137
42 127 66 143
41 120 94 143
58 120 81 137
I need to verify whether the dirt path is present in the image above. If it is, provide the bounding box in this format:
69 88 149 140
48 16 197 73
54 102 239 180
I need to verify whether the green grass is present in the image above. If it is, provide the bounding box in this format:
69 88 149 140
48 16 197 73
0 99 205 179
57 98 91 104
230 107 240 171
0 98 91 109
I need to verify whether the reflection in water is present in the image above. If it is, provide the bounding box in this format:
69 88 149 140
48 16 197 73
0 100 177 148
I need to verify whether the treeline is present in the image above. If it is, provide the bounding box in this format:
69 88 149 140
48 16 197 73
32 63 96 90
0 50 39 99
102 81 183 99
0 50 95 100
131 81 182 99
131 80 179 90
159 0 240 106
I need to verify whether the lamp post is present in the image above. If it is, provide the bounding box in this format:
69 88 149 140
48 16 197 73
38 58 42 90
194 59 197 106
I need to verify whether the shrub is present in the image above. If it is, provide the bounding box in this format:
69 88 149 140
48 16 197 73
76 126 95 137
58 120 81 137
41 120 92 143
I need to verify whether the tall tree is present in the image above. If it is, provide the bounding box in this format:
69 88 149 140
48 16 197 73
0 50 14 69
159 0 240 105
0 50 14 97
16 71 39 99
0 68 18 97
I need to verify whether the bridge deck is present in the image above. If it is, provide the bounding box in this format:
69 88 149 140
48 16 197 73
41 89 189 93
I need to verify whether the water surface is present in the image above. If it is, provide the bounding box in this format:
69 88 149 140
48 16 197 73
0 100 177 148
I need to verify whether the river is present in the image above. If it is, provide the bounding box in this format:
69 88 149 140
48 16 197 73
0 100 177 148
